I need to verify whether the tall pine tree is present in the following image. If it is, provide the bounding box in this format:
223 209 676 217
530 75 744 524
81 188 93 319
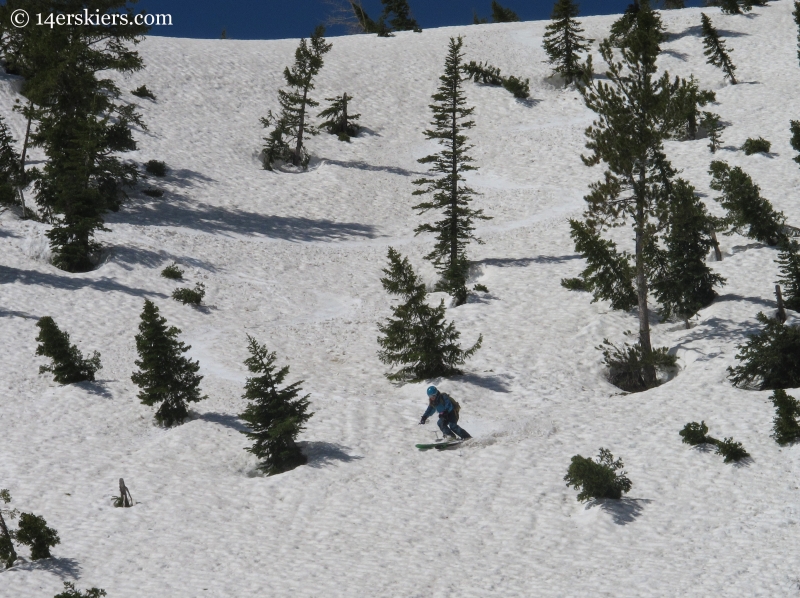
5 0 148 272
578 2 687 386
261 26 332 170
0 115 21 207
413 37 490 306
647 180 724 323
131 300 206 427
239 336 312 475
377 248 482 381
701 13 737 84
543 0 593 85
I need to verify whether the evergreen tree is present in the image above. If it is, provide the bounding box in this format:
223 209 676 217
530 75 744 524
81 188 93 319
702 111 725 152
795 1 800 66
35 316 101 384
679 421 715 445
728 312 800 390
609 0 667 50
491 1 520 22
568 219 638 311
15 512 60 560
0 115 21 206
54 583 107 598
261 26 332 170
663 0 685 8
578 2 686 387
709 161 785 245
131 299 206 427
777 239 800 312
413 37 490 305
0 489 18 569
239 336 312 475
380 0 421 32
648 180 724 323
318 93 361 141
543 0 593 85
770 389 800 446
377 248 482 381
564 448 632 501
701 13 737 84
7 0 149 272
347 1 379 34
670 76 716 140
790 119 800 165
461 61 531 98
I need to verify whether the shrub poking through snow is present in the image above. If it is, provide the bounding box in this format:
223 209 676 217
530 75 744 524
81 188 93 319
239 336 313 475
728 312 800 390
560 277 589 291
54 582 107 598
172 282 206 306
377 248 482 381
741 137 771 155
715 438 749 463
501 75 531 99
543 0 593 85
462 61 531 99
318 93 360 141
790 120 800 165
709 161 785 246
131 85 155 100
770 389 800 445
131 299 206 427
413 37 491 305
144 159 167 177
35 317 101 384
261 26 332 170
701 13 737 84
161 262 184 280
680 422 749 462
15 513 60 560
564 448 632 502
599 339 677 393
795 2 800 66
777 239 800 311
702 111 725 153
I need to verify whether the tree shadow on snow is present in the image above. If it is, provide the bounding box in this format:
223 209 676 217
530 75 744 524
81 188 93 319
455 372 512 393
15 557 81 580
197 412 248 432
0 308 37 319
662 49 689 61
714 293 776 310
669 25 748 40
111 193 379 242
76 379 114 399
586 497 652 525
322 158 427 177
0 265 169 299
301 441 363 468
106 245 217 273
475 254 582 268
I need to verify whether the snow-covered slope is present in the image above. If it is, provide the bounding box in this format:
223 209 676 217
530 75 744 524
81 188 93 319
2 2 800 596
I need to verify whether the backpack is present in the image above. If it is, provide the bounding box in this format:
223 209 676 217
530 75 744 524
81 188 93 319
444 394 461 422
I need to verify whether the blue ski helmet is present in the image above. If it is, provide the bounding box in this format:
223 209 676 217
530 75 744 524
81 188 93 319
427 386 438 397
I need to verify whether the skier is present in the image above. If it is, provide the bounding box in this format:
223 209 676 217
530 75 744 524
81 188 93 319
419 386 471 440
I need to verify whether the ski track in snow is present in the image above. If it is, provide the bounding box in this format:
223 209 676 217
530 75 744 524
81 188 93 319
2 3 800 596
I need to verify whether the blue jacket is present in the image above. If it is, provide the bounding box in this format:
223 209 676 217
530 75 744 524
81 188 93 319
422 393 455 420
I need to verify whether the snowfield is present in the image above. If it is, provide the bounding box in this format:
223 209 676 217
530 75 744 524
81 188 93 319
2 2 800 596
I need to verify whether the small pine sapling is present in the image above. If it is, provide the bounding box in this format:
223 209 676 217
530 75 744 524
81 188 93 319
131 85 156 100
160 262 184 280
473 10 489 24
701 13 737 84
144 160 167 177
770 389 800 445
462 61 504 85
568 220 637 311
35 317 101 384
0 115 21 206
502 75 531 99
15 512 60 560
543 0 593 85
679 421 716 445
54 582 107 598
491 0 520 22
795 1 800 66
728 312 800 390
318 93 361 141
0 489 18 569
715 437 749 463
564 448 632 502
413 37 490 305
172 282 206 306
671 76 716 140
131 299 206 427
709 161 785 245
377 248 482 381
790 120 800 165
239 336 313 475
741 137 771 155
702 111 725 152
777 239 800 311
598 338 677 392
261 26 332 170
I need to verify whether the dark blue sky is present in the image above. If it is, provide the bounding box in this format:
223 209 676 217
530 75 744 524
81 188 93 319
135 0 705 40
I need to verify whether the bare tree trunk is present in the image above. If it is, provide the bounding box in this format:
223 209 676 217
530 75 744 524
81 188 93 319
294 88 308 167
340 93 349 134
776 285 787 324
450 82 461 304
118 478 133 508
711 229 722 261
635 177 657 387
